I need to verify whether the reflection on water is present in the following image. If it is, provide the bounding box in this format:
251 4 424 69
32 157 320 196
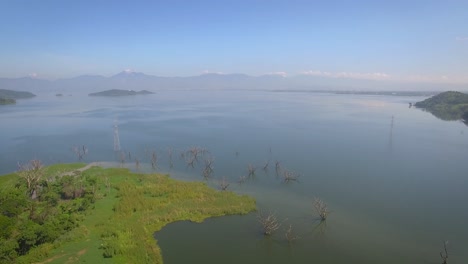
1 91 468 263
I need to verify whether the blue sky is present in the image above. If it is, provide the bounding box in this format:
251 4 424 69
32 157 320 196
0 0 467 83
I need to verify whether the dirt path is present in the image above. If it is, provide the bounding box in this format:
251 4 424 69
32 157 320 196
59 162 101 177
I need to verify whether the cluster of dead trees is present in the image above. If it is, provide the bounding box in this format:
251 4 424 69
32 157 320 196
256 197 331 244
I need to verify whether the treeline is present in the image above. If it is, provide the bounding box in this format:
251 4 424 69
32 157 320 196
0 161 96 263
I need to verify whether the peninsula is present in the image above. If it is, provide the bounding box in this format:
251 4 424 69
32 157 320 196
0 162 255 264
88 89 154 97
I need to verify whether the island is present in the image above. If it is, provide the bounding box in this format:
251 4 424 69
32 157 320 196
414 91 468 121
0 162 255 264
0 88 36 106
88 89 154 97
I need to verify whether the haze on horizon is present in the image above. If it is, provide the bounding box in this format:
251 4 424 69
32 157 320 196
0 0 467 87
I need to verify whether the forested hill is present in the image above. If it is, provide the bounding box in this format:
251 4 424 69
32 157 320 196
415 91 468 121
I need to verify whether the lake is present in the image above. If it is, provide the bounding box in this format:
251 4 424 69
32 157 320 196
1 90 467 263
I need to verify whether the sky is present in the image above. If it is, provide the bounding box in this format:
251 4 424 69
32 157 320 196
0 0 467 83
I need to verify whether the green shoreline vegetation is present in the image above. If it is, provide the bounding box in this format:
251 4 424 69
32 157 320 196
0 162 256 264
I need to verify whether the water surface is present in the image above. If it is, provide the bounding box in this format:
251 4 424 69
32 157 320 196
1 90 467 263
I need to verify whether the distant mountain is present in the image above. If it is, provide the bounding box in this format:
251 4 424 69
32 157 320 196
1 71 467 95
88 89 154 97
414 91 468 121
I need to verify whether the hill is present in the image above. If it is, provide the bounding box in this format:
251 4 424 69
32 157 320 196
0 89 36 99
414 91 468 121
88 89 154 96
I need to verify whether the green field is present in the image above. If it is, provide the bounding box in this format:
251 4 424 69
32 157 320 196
0 163 256 264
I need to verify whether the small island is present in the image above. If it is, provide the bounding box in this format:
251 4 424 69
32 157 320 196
0 89 36 106
414 91 468 121
88 89 154 97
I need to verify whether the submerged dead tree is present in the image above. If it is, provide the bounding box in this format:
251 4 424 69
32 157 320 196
238 175 247 184
202 158 214 179
119 151 126 166
150 151 158 170
247 164 257 178
167 147 173 168
440 241 449 264
314 197 330 221
263 159 270 171
219 177 230 191
72 145 88 161
285 224 300 243
282 169 300 183
257 211 281 236
135 158 140 171
275 160 281 176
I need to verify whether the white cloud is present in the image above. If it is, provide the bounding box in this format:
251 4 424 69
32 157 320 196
28 73 38 78
404 74 468 84
301 70 333 77
202 70 224 74
301 70 390 80
265 71 288 77
456 36 468 41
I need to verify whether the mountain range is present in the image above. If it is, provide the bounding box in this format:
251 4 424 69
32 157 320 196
0 71 466 95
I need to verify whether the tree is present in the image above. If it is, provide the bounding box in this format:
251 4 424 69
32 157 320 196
17 160 45 199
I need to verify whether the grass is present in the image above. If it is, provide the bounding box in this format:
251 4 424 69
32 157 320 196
11 164 256 264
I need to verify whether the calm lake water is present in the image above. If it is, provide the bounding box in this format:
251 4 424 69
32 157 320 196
1 90 467 263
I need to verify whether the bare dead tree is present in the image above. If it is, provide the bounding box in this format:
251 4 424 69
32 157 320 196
314 197 330 221
282 169 300 183
285 224 300 243
119 151 126 166
219 177 230 191
187 146 202 162
186 156 196 168
263 159 270 171
135 158 140 171
204 158 214 173
275 160 281 175
17 159 45 199
440 241 449 264
167 147 173 168
128 151 132 161
238 175 247 184
257 211 281 236
202 158 214 179
235 151 239 157
72 145 88 161
150 151 158 170
247 164 256 177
